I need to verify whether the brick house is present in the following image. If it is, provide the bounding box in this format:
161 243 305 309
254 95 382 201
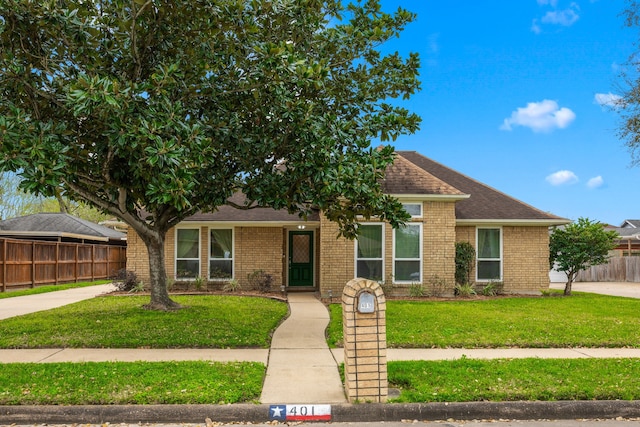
126 151 569 295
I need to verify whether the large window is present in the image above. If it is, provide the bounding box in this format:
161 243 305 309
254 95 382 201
477 228 502 281
394 223 422 283
176 228 200 279
356 224 384 281
210 228 233 279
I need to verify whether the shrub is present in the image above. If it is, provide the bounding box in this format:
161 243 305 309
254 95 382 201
481 281 504 296
193 276 206 291
408 283 425 297
112 269 141 292
455 241 476 285
247 270 273 293
426 274 449 297
223 279 241 293
454 283 476 298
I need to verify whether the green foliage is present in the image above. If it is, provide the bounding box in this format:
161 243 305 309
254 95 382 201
327 293 640 348
549 217 618 295
455 241 476 285
222 279 241 293
0 361 264 404
480 281 503 296
454 283 477 298
0 0 421 308
408 283 425 297
389 358 640 402
0 295 288 348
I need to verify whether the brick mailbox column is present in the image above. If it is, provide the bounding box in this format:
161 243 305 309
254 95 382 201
342 278 387 403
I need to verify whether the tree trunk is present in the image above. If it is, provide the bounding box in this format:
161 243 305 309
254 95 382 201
143 231 181 311
564 272 575 296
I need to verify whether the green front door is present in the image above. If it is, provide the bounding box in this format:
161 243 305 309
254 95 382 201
288 231 314 287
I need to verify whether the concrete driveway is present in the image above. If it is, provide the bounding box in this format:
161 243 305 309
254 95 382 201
549 281 640 298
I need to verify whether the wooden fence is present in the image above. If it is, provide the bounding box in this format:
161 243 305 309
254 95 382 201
0 237 126 291
576 256 640 283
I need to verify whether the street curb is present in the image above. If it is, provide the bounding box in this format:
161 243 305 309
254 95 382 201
2 401 640 424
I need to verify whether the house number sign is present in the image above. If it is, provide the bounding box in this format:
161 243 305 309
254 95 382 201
357 291 375 313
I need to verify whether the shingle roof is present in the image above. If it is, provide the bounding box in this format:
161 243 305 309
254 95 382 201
0 213 126 241
382 153 466 197
184 192 320 223
398 151 567 222
621 220 640 228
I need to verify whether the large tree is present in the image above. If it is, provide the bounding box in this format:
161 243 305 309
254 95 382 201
0 0 420 309
549 218 618 296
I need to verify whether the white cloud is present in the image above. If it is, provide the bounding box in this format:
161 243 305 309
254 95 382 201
532 1 580 33
500 99 576 132
546 170 579 186
541 4 580 27
587 176 604 189
594 92 623 109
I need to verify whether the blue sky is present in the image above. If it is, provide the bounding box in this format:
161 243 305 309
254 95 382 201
379 0 638 225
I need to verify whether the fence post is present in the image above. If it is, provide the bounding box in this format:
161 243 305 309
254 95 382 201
31 241 36 288
1 239 5 292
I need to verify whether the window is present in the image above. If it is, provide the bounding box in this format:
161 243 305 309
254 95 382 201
477 228 502 281
176 228 200 279
356 224 384 281
402 203 422 218
210 228 233 279
394 223 422 283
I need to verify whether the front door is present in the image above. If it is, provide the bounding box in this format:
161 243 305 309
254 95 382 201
288 231 314 287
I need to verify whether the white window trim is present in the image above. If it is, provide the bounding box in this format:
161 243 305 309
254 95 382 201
209 227 234 280
175 227 201 280
401 202 423 218
393 222 423 284
475 226 503 282
354 222 385 281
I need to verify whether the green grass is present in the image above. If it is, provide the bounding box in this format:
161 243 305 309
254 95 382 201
0 361 264 404
328 292 640 348
0 295 288 348
389 358 640 402
0 280 111 299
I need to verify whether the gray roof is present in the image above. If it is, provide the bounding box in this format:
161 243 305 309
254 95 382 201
0 213 126 242
621 220 640 228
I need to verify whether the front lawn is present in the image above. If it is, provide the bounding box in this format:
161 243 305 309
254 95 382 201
389 358 640 402
327 292 640 348
0 361 263 404
0 295 288 348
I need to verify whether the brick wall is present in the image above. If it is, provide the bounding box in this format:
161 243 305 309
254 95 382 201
455 225 550 294
235 226 284 288
423 201 456 287
319 215 355 294
127 225 285 288
503 226 550 294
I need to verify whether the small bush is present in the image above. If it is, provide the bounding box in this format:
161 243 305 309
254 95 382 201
455 242 476 285
426 274 449 297
193 276 206 291
480 281 504 296
408 283 425 297
247 270 273 293
112 269 141 292
223 279 240 293
454 283 476 298
379 281 394 297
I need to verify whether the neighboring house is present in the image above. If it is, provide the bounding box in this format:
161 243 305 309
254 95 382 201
0 212 126 245
606 220 640 257
126 151 569 295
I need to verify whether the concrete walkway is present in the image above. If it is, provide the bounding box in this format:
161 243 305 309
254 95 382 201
260 293 346 403
0 283 116 320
